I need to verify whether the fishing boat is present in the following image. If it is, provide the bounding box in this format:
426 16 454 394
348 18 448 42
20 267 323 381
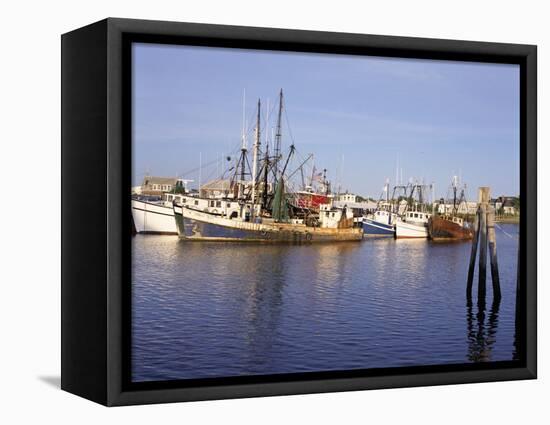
173 196 362 242
290 167 331 214
394 183 433 239
429 215 473 240
172 90 363 243
132 189 187 235
361 181 403 237
362 209 397 237
395 209 431 238
428 176 474 241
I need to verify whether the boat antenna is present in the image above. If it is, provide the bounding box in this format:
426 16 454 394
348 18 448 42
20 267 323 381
309 158 316 187
396 154 399 187
198 152 202 191
241 89 247 150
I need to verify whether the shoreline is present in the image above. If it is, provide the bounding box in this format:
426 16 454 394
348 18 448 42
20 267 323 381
495 216 520 223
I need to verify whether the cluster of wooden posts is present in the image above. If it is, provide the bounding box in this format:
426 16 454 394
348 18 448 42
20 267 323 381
467 187 501 300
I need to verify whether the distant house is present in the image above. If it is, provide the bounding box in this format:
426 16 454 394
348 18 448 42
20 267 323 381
199 179 232 198
493 196 518 215
436 201 477 215
333 194 377 216
140 176 180 196
336 192 357 203
502 198 518 215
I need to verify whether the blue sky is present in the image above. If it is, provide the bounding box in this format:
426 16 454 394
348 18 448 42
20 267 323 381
132 43 519 199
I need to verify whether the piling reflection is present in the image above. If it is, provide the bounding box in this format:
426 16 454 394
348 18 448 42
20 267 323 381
466 297 501 362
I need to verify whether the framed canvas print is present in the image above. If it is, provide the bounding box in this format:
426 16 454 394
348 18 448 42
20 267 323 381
61 18 537 406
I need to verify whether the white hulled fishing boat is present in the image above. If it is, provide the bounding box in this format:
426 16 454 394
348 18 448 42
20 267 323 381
395 209 431 238
394 183 434 239
131 178 192 234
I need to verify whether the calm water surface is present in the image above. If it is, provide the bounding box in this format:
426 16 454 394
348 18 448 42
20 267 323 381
132 224 519 382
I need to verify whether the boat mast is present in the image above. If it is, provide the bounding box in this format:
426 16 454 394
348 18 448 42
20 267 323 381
274 89 284 177
238 90 248 199
452 175 458 214
262 145 270 210
251 99 261 215
198 152 202 192
432 182 436 214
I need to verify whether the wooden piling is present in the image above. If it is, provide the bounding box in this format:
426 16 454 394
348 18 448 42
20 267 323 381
487 207 501 299
467 187 502 303
477 188 490 301
478 203 487 299
467 208 480 298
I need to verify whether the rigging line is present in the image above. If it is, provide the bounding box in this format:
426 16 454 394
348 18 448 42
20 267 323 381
179 144 242 178
179 157 220 177
283 104 296 145
494 223 519 239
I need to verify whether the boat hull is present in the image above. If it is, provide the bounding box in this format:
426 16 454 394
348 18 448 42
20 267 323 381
131 199 178 235
395 220 428 239
174 205 363 242
361 218 395 237
429 216 473 241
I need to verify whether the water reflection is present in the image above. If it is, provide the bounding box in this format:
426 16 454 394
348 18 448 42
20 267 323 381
466 297 501 362
132 225 519 381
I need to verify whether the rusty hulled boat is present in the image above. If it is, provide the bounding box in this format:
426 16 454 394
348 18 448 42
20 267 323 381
428 176 474 241
428 215 473 241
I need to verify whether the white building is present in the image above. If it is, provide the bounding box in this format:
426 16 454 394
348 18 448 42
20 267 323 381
436 201 477 215
336 193 357 203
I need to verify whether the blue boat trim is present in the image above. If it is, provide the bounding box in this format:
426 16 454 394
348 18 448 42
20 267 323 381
361 218 395 236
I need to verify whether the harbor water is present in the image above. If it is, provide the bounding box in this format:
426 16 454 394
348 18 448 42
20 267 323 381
131 224 519 382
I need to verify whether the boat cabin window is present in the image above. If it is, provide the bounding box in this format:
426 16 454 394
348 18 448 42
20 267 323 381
216 201 221 207
194 200 198 206
227 203 231 208
414 213 418 218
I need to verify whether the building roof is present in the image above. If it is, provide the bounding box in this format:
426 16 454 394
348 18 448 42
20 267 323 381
200 179 232 191
333 200 377 210
142 176 178 186
502 198 516 207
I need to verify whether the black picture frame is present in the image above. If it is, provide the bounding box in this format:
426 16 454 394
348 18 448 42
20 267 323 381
61 17 537 406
